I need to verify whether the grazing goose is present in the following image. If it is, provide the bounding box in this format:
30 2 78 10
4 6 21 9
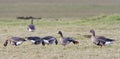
3 36 26 47
26 36 44 45
90 29 115 47
27 18 35 32
41 36 58 46
58 31 79 46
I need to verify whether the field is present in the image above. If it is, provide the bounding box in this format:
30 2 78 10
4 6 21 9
0 14 120 59
0 0 120 59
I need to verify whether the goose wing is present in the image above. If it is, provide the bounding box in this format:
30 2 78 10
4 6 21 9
42 36 57 44
11 37 25 42
27 36 41 41
96 36 114 42
42 36 57 41
63 37 76 43
42 36 54 40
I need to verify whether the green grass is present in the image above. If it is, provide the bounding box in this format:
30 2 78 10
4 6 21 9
0 14 120 59
0 0 120 59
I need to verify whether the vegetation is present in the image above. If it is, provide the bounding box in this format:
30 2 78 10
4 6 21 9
0 0 120 59
0 14 120 59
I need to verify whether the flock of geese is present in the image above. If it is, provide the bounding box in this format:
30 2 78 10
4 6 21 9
3 19 115 47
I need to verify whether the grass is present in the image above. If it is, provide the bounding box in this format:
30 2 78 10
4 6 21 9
0 0 120 59
0 14 120 59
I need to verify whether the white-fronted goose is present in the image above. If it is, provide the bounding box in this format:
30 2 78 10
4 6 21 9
3 36 26 47
26 36 44 45
41 36 58 46
90 29 115 47
58 31 79 46
27 19 35 32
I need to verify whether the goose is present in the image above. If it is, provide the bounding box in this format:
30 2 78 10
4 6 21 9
90 29 115 47
27 18 35 32
3 36 26 47
41 36 58 46
57 31 79 46
26 36 44 45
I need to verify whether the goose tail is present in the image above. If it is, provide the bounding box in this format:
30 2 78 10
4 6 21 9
105 41 114 45
73 40 79 44
105 39 115 45
55 39 58 45
42 41 45 46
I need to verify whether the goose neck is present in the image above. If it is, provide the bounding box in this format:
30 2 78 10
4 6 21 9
31 19 33 24
60 33 64 38
92 32 95 36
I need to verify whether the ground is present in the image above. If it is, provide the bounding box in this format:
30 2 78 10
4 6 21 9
0 14 120 59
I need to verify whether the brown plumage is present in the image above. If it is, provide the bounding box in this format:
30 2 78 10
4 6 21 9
41 36 58 46
58 31 79 46
3 36 26 47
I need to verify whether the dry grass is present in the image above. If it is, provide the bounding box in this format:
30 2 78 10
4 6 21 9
0 0 120 59
0 14 120 59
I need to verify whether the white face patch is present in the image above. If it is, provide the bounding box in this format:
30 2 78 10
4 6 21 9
16 41 23 45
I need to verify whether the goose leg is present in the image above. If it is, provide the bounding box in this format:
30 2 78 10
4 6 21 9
13 42 17 46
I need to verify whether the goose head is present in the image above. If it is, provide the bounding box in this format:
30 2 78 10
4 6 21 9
58 31 62 35
57 31 64 38
90 29 95 33
90 29 95 36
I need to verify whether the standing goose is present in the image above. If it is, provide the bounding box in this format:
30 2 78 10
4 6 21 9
3 36 26 47
58 31 79 46
41 36 58 46
27 18 35 32
90 29 115 47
